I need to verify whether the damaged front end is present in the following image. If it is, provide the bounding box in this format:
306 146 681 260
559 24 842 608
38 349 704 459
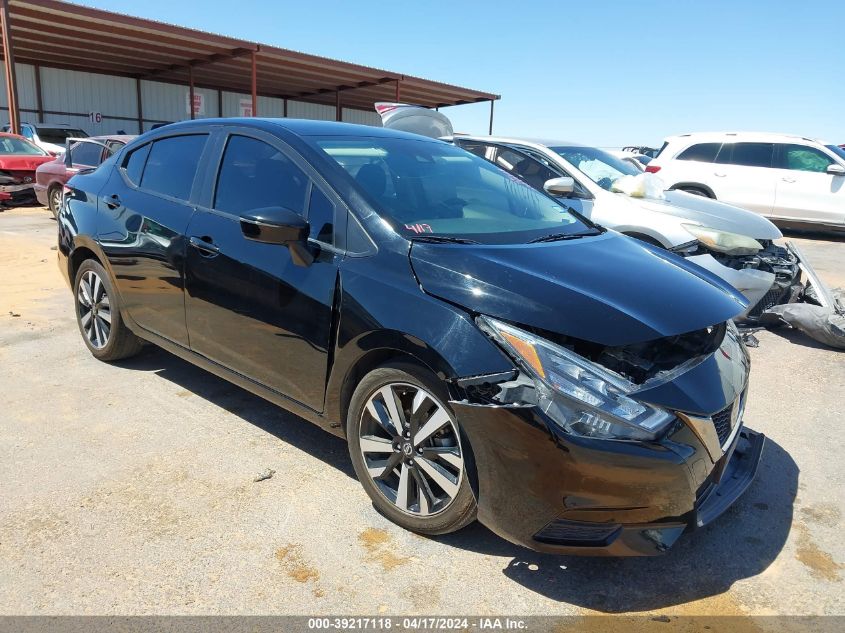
449 318 763 555
0 170 38 206
708 240 802 319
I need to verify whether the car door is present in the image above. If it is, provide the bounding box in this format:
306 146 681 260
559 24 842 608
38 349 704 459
183 129 341 412
772 143 845 225
97 132 211 347
708 142 777 215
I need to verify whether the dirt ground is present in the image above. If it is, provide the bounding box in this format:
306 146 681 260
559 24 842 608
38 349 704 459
0 206 843 620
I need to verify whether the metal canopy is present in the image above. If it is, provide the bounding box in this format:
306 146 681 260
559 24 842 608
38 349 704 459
0 0 499 122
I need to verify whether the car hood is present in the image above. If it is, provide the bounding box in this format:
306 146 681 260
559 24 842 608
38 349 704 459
410 231 748 347
628 190 782 240
0 155 54 171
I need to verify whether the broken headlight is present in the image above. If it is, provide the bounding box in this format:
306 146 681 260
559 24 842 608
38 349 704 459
682 224 762 256
477 316 674 441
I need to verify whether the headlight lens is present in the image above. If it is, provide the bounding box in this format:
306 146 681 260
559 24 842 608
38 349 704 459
682 224 762 256
477 316 675 441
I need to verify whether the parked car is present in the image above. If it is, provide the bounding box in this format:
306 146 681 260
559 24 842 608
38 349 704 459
2 123 89 156
646 132 845 231
59 118 763 556
622 145 659 159
35 135 134 217
376 104 817 321
0 133 56 207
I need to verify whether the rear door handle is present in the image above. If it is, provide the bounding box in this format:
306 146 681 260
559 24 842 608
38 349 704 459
781 177 796 183
713 172 727 177
104 193 122 209
189 235 220 257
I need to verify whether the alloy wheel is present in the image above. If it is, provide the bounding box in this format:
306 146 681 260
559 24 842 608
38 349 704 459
77 270 112 349
358 383 464 517
49 188 62 215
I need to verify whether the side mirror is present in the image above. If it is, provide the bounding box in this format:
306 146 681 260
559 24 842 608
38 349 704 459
240 207 314 266
544 176 575 197
826 164 845 176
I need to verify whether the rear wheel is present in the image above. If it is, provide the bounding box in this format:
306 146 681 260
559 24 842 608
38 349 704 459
347 361 476 535
48 185 62 218
74 259 143 361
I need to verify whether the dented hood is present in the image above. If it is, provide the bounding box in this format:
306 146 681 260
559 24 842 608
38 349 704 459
0 155 54 172
410 231 748 346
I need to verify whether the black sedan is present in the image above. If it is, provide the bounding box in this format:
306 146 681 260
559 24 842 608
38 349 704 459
58 118 763 556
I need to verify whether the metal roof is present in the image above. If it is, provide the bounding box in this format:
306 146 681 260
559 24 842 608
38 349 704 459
1 0 499 111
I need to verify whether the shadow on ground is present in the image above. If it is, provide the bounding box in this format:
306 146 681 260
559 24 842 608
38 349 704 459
118 346 797 613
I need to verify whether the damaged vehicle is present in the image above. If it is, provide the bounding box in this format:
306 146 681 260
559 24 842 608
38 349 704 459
0 132 56 207
377 103 829 323
59 118 763 556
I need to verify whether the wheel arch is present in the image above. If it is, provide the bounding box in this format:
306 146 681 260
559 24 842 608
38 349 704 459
669 182 716 198
327 332 459 438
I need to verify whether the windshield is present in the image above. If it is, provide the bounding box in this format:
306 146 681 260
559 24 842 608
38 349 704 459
826 145 845 162
0 136 49 155
551 146 641 191
314 137 594 244
37 128 88 145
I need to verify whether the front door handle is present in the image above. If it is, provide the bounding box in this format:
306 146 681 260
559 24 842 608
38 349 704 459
781 177 796 183
104 193 122 209
189 235 220 257
713 172 727 177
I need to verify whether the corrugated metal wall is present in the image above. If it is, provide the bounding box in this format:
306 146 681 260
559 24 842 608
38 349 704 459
1 63 381 135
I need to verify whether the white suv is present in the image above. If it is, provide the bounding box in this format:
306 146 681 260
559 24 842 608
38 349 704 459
647 132 845 230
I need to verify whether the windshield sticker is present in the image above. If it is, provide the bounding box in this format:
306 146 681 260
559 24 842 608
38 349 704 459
405 223 433 234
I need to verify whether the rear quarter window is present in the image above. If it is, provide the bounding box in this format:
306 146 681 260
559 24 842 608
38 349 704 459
676 143 721 162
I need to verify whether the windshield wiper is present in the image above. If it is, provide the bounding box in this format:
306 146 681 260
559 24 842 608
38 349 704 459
409 235 480 244
527 230 603 243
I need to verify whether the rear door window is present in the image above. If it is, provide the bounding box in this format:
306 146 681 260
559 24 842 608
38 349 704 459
214 135 308 215
779 144 835 173
140 134 208 201
717 143 774 168
677 143 721 162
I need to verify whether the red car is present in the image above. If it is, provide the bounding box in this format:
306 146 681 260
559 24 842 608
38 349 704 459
35 135 134 217
0 133 55 209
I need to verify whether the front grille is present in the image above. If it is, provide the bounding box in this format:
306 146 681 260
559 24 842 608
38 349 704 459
533 519 621 546
712 402 733 446
747 286 786 318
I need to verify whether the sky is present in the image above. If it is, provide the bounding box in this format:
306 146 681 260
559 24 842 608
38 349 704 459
80 0 844 147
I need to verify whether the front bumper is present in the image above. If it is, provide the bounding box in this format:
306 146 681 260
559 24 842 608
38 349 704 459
0 183 37 206
452 399 764 556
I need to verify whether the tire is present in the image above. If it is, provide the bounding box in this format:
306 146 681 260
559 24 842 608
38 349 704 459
347 361 477 536
47 185 62 219
677 186 712 198
74 259 143 361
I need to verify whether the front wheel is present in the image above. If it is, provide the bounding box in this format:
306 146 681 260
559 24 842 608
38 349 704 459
347 361 477 535
74 259 143 361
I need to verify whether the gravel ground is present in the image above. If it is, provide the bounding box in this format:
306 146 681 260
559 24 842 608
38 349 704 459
1 206 843 618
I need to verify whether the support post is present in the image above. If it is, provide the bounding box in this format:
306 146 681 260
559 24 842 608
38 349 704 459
488 99 495 135
33 64 44 122
395 78 401 103
135 77 143 133
335 90 341 122
0 0 20 134
283 97 288 118
250 51 258 117
188 65 195 120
